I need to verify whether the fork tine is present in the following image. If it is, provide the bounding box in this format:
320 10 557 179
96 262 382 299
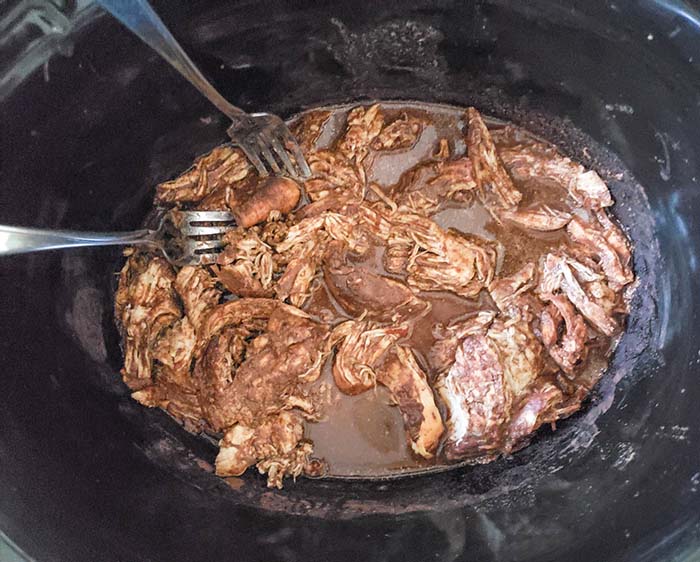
239 141 270 177
183 225 234 236
184 239 225 253
282 128 312 179
183 211 235 222
256 137 282 175
269 135 298 179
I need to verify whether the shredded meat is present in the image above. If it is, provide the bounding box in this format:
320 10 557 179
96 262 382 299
324 240 430 322
372 113 425 151
115 254 181 388
496 131 613 210
377 346 445 458
330 321 409 395
390 213 497 297
539 294 588 374
155 145 250 205
194 303 329 431
501 205 572 231
117 102 634 487
539 253 618 336
392 157 477 217
467 107 522 210
337 103 384 163
215 411 314 489
429 311 496 373
216 229 275 297
290 110 331 153
437 334 512 460
567 216 634 290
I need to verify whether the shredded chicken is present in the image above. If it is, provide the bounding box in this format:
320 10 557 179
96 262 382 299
117 102 634 487
115 254 181 388
371 113 425 152
377 346 445 458
390 213 497 297
437 333 513 460
330 321 409 395
567 216 634 290
501 205 572 231
337 103 384 163
156 145 250 204
290 110 331 153
215 411 314 489
496 133 613 210
467 107 522 211
539 253 618 336
539 293 588 374
429 311 496 373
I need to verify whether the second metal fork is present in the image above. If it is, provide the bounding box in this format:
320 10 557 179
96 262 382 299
0 210 236 266
96 0 311 180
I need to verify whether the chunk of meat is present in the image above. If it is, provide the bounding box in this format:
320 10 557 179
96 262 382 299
539 254 617 336
498 140 613 210
304 150 365 203
195 298 279 357
115 254 181 388
501 205 572 231
131 368 204 431
273 211 375 307
437 334 512 460
504 381 578 451
330 321 409 395
488 263 537 313
290 110 331 152
215 411 313 489
467 107 522 210
156 145 250 204
227 176 301 228
391 213 497 298
392 157 477 217
174 266 221 328
371 113 425 151
216 229 275 297
539 294 588 373
152 317 197 381
594 209 632 267
487 317 543 397
337 104 384 163
429 311 496 373
215 265 273 298
195 304 329 430
275 239 325 307
376 346 445 458
194 325 251 431
567 216 633 290
323 240 430 322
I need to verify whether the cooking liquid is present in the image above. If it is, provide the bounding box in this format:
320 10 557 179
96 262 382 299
287 102 611 477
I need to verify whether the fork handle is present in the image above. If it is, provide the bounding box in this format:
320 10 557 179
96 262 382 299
96 0 246 120
0 225 154 256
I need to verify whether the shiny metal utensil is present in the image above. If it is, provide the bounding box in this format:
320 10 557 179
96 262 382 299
0 210 236 266
95 0 311 180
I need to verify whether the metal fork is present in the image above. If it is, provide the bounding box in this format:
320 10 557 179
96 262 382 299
95 0 311 180
0 210 235 266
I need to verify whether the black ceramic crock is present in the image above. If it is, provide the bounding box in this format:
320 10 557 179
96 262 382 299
1 1 699 560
